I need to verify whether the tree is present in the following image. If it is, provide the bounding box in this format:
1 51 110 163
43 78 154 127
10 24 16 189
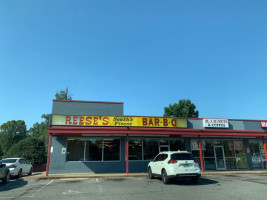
0 120 27 155
55 87 72 100
0 147 3 159
5 137 46 165
28 114 49 155
164 99 199 118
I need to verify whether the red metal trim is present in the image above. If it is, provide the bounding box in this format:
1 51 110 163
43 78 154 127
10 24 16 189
262 137 267 166
126 134 129 174
48 126 267 137
46 134 52 176
198 135 204 173
53 99 123 104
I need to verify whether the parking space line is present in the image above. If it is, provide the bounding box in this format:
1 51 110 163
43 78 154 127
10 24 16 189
0 183 11 190
95 178 103 193
22 179 54 198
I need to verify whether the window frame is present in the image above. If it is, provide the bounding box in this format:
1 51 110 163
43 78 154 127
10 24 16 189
66 137 121 162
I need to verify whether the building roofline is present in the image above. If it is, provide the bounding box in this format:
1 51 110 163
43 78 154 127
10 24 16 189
52 99 124 104
187 117 267 122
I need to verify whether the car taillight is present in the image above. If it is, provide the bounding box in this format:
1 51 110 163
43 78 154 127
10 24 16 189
194 159 198 163
168 159 177 164
8 164 17 168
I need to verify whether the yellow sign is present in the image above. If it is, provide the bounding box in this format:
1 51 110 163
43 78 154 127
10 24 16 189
52 115 187 128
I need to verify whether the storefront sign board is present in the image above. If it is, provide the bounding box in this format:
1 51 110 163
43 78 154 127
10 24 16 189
203 118 229 128
261 121 267 128
51 115 188 128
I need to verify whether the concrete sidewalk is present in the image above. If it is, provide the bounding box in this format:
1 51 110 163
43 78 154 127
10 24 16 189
23 170 267 179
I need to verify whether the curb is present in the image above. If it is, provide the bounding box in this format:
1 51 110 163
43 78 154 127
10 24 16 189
23 170 267 179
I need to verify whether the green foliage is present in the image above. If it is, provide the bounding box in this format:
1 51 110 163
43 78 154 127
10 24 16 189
0 120 27 155
164 99 199 118
55 87 72 100
28 121 49 155
5 137 46 165
0 147 3 160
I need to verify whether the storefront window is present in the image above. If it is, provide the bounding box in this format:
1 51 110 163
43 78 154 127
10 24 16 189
170 139 186 151
129 138 185 161
66 138 120 161
103 139 120 161
234 140 247 169
190 139 248 170
223 141 237 169
143 139 159 160
159 139 169 145
204 140 214 157
203 140 216 170
249 139 264 169
66 138 85 161
85 139 102 161
129 139 142 160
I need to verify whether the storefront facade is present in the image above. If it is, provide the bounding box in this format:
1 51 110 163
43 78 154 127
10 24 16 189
46 100 267 175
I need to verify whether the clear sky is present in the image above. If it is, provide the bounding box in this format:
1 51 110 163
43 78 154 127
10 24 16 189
0 0 267 129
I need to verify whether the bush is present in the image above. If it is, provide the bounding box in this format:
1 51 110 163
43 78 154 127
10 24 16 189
5 137 47 165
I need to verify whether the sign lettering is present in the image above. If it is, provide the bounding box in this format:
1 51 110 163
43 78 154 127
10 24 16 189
52 115 187 128
203 118 229 128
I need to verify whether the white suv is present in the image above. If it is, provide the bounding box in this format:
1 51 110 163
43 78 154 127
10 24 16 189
147 151 201 184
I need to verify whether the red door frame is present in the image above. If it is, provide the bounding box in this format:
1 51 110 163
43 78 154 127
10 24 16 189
198 135 204 172
46 134 52 176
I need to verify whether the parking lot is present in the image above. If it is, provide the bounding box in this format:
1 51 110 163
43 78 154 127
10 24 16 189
1 174 267 200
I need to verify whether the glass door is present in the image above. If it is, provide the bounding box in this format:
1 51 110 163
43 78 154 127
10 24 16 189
214 146 226 170
159 145 170 152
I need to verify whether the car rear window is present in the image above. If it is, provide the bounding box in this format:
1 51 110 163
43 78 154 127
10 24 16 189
171 153 194 160
1 159 17 163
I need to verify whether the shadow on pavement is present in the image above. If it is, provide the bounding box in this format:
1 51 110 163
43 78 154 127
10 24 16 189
153 177 218 186
0 178 28 192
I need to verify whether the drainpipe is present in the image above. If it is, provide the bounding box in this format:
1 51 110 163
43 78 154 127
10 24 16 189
46 134 52 176
198 135 204 172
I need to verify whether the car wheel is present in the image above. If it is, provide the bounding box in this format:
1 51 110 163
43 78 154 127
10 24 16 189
191 177 199 184
161 169 169 184
148 167 154 179
17 169 22 179
28 168 33 175
2 171 10 183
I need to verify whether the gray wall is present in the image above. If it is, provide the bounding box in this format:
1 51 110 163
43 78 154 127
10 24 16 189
188 119 265 131
49 136 127 174
52 101 123 116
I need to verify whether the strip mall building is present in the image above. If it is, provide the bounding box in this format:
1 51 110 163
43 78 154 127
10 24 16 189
46 100 267 175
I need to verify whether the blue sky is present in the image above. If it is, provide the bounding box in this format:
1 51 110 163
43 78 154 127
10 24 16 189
0 0 267 129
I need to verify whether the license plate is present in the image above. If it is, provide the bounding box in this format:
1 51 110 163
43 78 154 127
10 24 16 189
182 164 191 167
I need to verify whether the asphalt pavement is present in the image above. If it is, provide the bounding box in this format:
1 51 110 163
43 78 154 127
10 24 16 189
26 170 267 179
2 173 267 200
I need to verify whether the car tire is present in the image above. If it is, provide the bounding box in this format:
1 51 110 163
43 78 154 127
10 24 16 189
161 169 169 184
28 168 33 176
191 177 199 184
2 171 10 183
148 167 154 179
17 169 22 179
